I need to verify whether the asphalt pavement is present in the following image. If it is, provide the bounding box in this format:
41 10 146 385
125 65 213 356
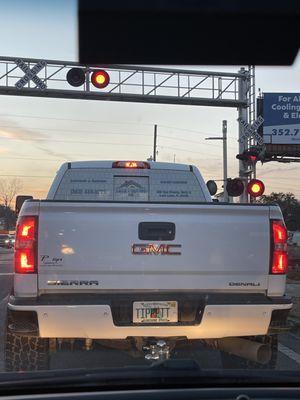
0 250 300 371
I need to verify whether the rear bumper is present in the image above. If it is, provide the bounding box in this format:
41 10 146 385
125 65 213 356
8 293 292 339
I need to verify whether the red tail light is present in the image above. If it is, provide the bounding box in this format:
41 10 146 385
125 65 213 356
15 216 38 274
271 220 288 274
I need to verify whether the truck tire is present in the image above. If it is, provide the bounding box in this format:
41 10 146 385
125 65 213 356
220 335 278 369
5 319 49 371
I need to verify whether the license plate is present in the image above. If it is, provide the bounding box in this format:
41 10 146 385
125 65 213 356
133 301 178 323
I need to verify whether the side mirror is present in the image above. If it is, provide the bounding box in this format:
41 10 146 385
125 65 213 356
15 195 33 215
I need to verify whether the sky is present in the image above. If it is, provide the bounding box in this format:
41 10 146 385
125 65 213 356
0 0 299 200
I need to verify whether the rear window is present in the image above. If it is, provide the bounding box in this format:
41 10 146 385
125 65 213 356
53 168 205 202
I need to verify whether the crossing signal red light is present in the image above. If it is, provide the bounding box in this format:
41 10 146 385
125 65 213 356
66 68 86 87
91 70 110 89
247 179 265 197
226 178 244 197
236 148 261 163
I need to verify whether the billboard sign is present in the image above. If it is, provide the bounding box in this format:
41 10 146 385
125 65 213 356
263 93 300 145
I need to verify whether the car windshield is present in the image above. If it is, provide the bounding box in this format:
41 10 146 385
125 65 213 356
0 0 300 387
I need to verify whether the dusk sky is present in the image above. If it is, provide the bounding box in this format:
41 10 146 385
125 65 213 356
0 0 299 199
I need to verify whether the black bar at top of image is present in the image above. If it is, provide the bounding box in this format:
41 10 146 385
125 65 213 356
78 0 300 65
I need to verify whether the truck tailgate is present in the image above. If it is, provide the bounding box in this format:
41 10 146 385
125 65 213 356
37 202 271 293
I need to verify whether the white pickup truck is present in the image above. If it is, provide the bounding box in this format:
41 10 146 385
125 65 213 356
6 160 292 370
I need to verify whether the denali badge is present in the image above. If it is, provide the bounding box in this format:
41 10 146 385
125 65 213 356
229 282 261 287
132 244 181 255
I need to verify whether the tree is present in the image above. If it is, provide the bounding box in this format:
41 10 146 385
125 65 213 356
258 192 300 231
0 178 22 230
0 178 22 208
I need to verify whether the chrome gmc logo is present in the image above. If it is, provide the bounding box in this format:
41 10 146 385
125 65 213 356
132 244 181 255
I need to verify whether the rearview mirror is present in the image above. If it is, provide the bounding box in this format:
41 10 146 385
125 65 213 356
15 195 33 215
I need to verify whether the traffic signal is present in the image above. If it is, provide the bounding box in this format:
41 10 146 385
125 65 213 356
206 180 217 196
236 147 263 163
66 68 110 89
91 70 110 89
247 179 265 197
226 178 245 197
66 68 86 87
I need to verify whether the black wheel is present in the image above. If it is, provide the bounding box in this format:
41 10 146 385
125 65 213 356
220 335 278 369
5 316 49 371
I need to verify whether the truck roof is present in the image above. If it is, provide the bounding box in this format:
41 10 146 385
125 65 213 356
65 160 193 171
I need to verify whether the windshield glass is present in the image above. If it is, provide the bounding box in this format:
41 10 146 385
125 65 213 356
0 0 300 385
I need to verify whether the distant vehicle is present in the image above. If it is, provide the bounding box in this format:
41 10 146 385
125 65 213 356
288 231 300 267
0 234 14 249
5 160 292 371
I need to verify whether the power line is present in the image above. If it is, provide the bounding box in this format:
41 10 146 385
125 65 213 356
0 115 234 140
159 145 225 156
0 114 154 127
0 156 66 162
159 134 237 150
0 133 237 154
159 124 220 136
0 174 53 178
0 125 150 137
0 136 152 148
0 122 240 152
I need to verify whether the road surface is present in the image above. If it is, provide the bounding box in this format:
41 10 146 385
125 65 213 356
0 251 300 371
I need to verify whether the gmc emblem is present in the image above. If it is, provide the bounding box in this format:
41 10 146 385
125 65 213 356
132 244 181 255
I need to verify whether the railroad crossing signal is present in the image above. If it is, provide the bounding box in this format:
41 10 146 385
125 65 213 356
226 178 265 198
66 68 86 87
91 70 110 89
0 57 255 203
15 58 47 90
236 146 265 164
238 115 264 145
247 179 265 197
226 178 245 197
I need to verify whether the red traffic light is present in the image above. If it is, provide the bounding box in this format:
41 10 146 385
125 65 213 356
249 154 258 162
247 179 265 197
91 70 110 89
236 148 261 163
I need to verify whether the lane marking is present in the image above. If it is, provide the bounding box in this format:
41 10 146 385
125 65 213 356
288 332 300 341
278 343 300 364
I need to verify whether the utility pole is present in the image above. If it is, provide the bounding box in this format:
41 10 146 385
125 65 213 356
205 120 228 202
238 67 249 203
153 124 157 161
222 120 228 202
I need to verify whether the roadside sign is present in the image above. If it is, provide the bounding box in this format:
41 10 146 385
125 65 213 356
263 93 300 144
238 116 264 145
15 59 47 90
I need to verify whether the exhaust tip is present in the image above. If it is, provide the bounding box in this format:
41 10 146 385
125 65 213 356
257 344 272 365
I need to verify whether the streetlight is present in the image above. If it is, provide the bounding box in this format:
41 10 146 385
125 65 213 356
205 120 228 202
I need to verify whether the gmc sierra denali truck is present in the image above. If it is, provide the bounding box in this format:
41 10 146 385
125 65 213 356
6 160 292 370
